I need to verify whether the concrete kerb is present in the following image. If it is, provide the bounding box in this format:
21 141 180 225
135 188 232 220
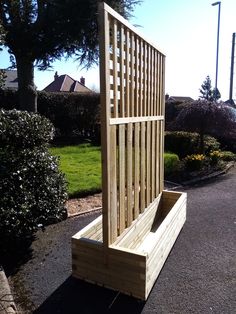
165 161 235 191
0 267 17 314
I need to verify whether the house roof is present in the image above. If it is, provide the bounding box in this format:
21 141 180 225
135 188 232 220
1 69 18 90
167 96 194 103
43 74 92 93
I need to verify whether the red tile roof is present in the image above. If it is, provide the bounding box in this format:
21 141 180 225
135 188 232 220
43 74 93 93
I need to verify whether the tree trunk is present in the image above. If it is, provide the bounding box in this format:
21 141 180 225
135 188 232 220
16 56 37 112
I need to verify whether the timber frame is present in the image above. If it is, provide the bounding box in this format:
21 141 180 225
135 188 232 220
72 2 187 300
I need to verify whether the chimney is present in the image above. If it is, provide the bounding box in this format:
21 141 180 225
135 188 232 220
80 76 85 85
54 71 59 81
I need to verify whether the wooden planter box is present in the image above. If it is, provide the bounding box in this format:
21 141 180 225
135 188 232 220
72 190 187 300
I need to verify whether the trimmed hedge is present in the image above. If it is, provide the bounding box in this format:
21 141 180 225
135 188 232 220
0 90 101 144
164 152 180 175
0 109 68 258
165 131 220 158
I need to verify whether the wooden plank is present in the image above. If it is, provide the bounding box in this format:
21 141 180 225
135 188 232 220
151 120 156 201
127 123 133 226
134 123 140 219
146 121 151 205
135 35 139 116
119 124 126 234
125 27 130 117
139 39 143 116
109 115 164 125
130 32 135 116
143 43 147 116
110 125 118 243
112 18 118 118
140 122 146 211
120 23 125 117
98 3 111 248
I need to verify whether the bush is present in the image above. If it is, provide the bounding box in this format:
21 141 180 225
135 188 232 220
164 152 180 175
0 109 68 256
209 150 223 166
165 131 220 158
0 90 101 144
220 150 236 161
183 154 206 171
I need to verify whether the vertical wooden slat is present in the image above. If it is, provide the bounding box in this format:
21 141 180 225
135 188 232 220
120 24 125 118
112 19 118 118
139 39 143 116
135 36 139 117
98 5 111 248
146 121 151 205
134 123 140 219
110 125 118 242
130 33 135 116
155 120 160 196
140 121 146 212
125 28 130 117
127 123 133 226
143 43 147 116
119 124 126 234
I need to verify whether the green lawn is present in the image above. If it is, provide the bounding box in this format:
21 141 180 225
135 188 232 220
50 144 102 198
50 144 178 198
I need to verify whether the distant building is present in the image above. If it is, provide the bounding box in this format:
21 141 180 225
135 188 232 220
43 72 93 93
0 69 18 90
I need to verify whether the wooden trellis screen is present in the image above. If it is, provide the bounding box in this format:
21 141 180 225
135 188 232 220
99 3 166 247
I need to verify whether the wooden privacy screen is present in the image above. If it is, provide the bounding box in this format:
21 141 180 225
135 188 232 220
99 3 166 246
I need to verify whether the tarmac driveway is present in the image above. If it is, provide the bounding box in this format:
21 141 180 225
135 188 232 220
9 168 236 313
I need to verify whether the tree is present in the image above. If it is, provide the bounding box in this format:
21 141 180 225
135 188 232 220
171 100 236 153
0 0 141 112
199 75 221 101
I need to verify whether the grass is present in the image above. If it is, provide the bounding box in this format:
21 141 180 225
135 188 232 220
50 144 102 198
50 144 179 198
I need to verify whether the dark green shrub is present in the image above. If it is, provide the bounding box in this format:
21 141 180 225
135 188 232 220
183 154 206 171
165 131 220 158
164 152 180 175
0 109 67 256
220 150 236 161
0 90 101 145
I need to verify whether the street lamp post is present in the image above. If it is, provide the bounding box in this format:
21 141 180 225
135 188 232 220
212 1 221 101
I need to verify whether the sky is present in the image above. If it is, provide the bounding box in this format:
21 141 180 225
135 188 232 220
0 0 235 100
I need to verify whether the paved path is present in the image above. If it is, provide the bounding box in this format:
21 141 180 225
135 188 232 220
10 168 236 313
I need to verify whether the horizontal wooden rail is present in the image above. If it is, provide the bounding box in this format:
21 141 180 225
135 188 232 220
110 116 164 125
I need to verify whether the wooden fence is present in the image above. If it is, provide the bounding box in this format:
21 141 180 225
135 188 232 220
99 3 166 246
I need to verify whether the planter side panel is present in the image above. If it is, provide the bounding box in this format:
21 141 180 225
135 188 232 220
72 237 147 299
145 191 187 299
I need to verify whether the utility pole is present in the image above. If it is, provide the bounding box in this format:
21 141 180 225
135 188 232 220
229 32 235 102
212 2 221 100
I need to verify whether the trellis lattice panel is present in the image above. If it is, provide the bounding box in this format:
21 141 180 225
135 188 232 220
72 2 187 300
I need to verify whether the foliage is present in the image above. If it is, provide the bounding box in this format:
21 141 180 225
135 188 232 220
209 150 223 166
199 75 221 101
0 109 67 256
165 131 220 158
0 69 6 89
0 0 141 111
219 151 236 161
183 154 206 171
164 153 180 175
0 90 101 144
171 100 236 153
50 144 101 198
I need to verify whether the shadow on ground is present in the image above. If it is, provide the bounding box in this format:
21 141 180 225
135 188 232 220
34 276 144 314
